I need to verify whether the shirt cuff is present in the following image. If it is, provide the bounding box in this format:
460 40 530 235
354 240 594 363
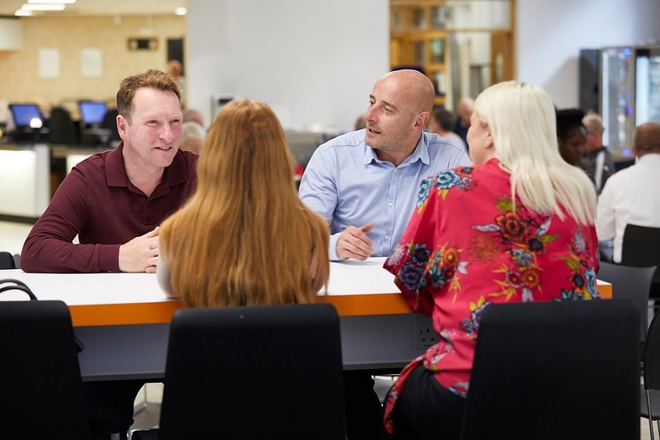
329 232 342 261
99 244 122 272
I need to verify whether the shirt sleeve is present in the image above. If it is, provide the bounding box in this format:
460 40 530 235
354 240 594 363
21 169 121 273
451 146 472 168
156 247 175 298
299 148 341 260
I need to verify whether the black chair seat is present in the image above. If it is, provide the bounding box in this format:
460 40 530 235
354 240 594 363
597 261 656 342
622 224 660 299
641 386 660 420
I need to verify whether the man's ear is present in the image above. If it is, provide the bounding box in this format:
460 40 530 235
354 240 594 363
415 111 430 129
117 114 128 138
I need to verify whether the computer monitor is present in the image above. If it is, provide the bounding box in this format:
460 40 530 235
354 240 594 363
9 103 42 129
78 100 108 126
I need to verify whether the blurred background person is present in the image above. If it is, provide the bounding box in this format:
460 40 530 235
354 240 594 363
355 114 366 130
428 105 468 153
556 108 587 167
180 121 206 155
582 112 616 194
596 122 660 263
167 59 185 105
452 96 474 150
183 108 205 129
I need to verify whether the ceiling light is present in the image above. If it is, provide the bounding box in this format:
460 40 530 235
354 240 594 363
27 0 76 3
15 9 33 16
21 3 66 10
174 7 187 15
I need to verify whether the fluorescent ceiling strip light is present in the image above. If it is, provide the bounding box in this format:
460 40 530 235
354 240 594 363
21 3 67 10
15 9 33 15
27 0 76 3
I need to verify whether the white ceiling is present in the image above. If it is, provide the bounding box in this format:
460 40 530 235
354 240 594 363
0 0 186 17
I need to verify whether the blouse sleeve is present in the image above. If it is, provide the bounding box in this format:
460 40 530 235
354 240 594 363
384 177 439 316
156 244 176 299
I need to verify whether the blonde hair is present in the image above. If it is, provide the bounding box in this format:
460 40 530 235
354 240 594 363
160 99 330 307
473 81 596 225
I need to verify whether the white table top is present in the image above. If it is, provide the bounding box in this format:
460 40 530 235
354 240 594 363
0 257 610 327
0 257 397 306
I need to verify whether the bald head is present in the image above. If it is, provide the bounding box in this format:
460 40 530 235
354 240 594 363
457 96 475 124
633 122 660 156
365 69 436 166
183 108 205 128
379 69 436 115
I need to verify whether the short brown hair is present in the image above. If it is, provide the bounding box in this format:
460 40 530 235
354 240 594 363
116 69 181 123
633 122 660 153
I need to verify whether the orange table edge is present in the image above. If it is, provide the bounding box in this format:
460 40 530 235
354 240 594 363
68 283 612 327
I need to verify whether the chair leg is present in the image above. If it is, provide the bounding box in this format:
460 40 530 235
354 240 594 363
648 390 655 440
133 385 148 416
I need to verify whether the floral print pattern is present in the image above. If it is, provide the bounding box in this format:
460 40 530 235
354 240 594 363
381 159 599 434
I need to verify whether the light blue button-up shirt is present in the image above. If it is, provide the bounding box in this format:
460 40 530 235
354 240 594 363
299 129 471 260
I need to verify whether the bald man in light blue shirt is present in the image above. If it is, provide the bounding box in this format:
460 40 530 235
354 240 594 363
300 70 471 261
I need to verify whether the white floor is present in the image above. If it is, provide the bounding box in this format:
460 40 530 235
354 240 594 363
0 221 656 438
130 383 657 439
131 383 163 430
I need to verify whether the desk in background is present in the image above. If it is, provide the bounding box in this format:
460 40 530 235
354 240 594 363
0 142 111 222
1 259 612 381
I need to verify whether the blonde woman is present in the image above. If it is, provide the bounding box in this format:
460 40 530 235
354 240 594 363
382 81 599 439
158 99 329 306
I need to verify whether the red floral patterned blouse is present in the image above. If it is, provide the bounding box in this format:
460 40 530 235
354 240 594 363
382 158 599 433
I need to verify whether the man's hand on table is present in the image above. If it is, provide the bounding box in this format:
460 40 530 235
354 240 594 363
336 223 374 261
118 227 160 273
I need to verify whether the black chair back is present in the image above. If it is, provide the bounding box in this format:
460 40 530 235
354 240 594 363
622 224 660 294
100 108 121 142
157 303 346 440
48 106 78 145
0 251 16 269
461 300 639 440
0 300 91 439
598 261 656 341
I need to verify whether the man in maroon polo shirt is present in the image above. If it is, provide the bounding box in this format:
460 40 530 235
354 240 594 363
21 69 198 440
22 69 197 273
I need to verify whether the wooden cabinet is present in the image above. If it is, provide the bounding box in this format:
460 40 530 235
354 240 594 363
391 1 449 105
390 0 516 108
